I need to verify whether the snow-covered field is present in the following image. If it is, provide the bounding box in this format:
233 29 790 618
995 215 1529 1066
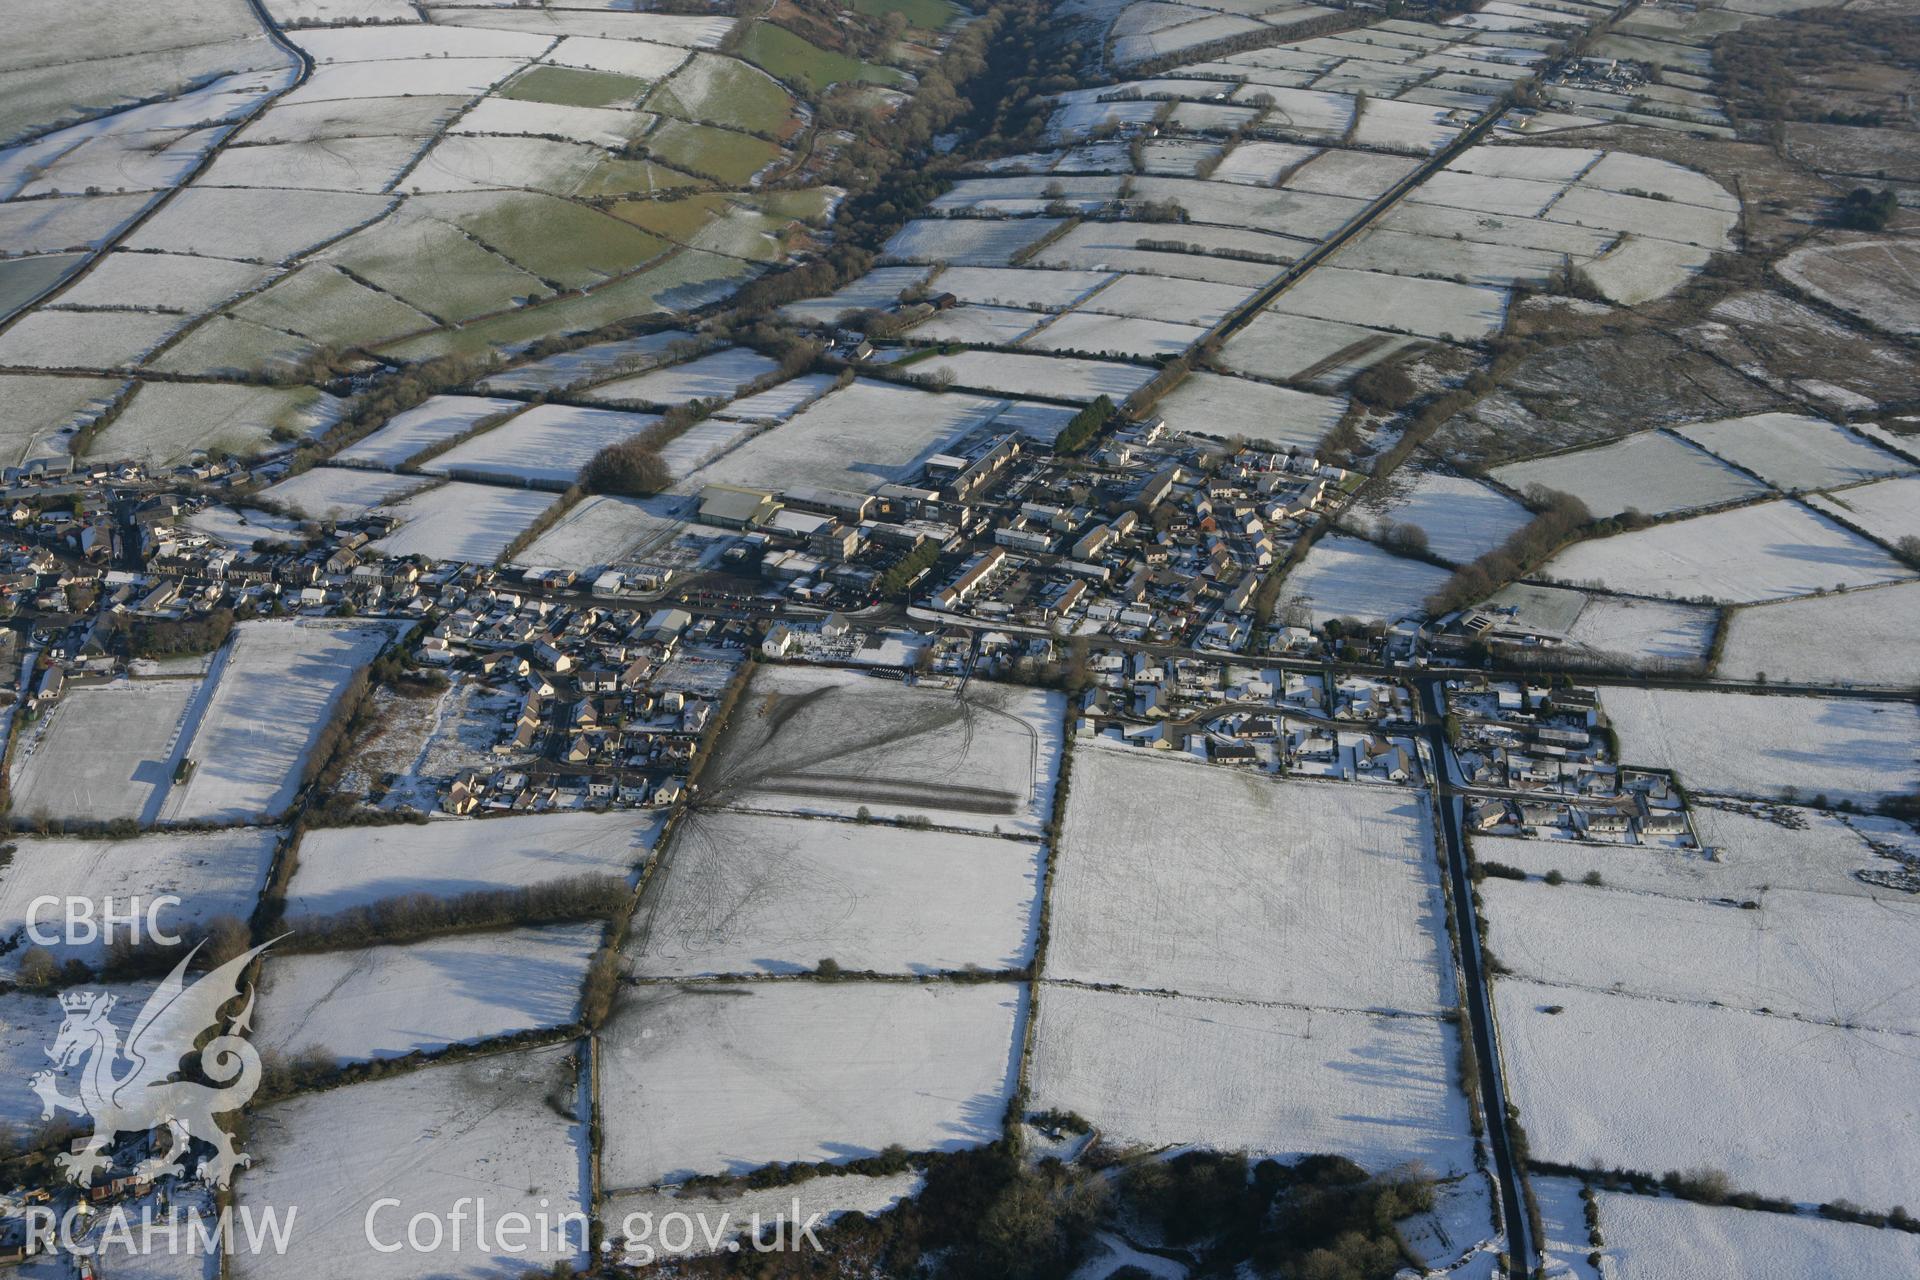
1478 801 1901 902
283 56 525 107
1808 474 1920 546
1581 235 1715 306
1774 239 1920 336
1673 413 1912 493
597 981 1022 1187
631 809 1042 977
452 97 648 149
1495 979 1920 1208
910 303 1050 346
1587 1191 1920 1278
0 309 187 369
333 395 524 469
1542 500 1912 603
706 667 1063 836
477 332 694 396
1023 311 1207 359
255 923 602 1063
1211 138 1320 185
1049 753 1447 1010
1077 273 1255 327
1280 532 1452 625
908 349 1158 403
882 217 1066 267
163 621 397 824
1480 876 1920 1033
514 494 698 572
125 187 393 264
1717 583 1920 688
1533 1176 1601 1280
0 372 122 468
9 678 201 823
582 347 782 408
235 1044 589 1280
1328 226 1572 287
286 810 659 916
0 982 156 1137
1219 310 1425 385
716 372 836 423
683 379 1013 496
1598 687 1919 805
656 417 761 478
1030 984 1476 1175
1343 469 1532 565
371 481 557 563
260 466 433 520
1151 370 1346 452
0 829 275 979
929 265 1111 311
423 402 661 489
187 504 304 549
1035 225 1292 287
1563 595 1717 665
777 266 928 327
1266 266 1508 341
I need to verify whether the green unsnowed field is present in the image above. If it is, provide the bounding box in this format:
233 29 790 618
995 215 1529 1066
376 250 756 362
414 191 674 287
649 54 796 136
500 65 652 108
644 119 783 185
853 0 961 30
736 23 907 95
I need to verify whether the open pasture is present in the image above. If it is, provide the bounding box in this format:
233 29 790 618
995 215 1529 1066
259 466 431 520
1673 412 1912 493
705 666 1063 837
598 981 1021 1188
632 809 1042 978
1151 370 1345 451
1496 980 1920 1209
1049 752 1447 1011
1597 687 1919 806
1280 532 1452 624
333 395 523 469
0 828 276 978
255 924 602 1063
1541 499 1912 603
163 621 398 824
683 378 1014 496
1489 430 1764 518
422 402 662 488
287 810 657 917
370 480 558 562
1343 469 1532 564
236 1045 587 1280
1030 984 1475 1175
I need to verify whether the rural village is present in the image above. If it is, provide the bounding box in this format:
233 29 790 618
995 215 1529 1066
0 0 1915 1275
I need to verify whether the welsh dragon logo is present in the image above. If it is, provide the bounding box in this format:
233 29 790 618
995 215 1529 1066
30 940 274 1189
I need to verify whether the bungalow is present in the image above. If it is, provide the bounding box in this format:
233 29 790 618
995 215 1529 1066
1518 802 1565 830
1468 800 1509 831
1640 809 1689 837
1210 740 1259 766
1585 809 1632 836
